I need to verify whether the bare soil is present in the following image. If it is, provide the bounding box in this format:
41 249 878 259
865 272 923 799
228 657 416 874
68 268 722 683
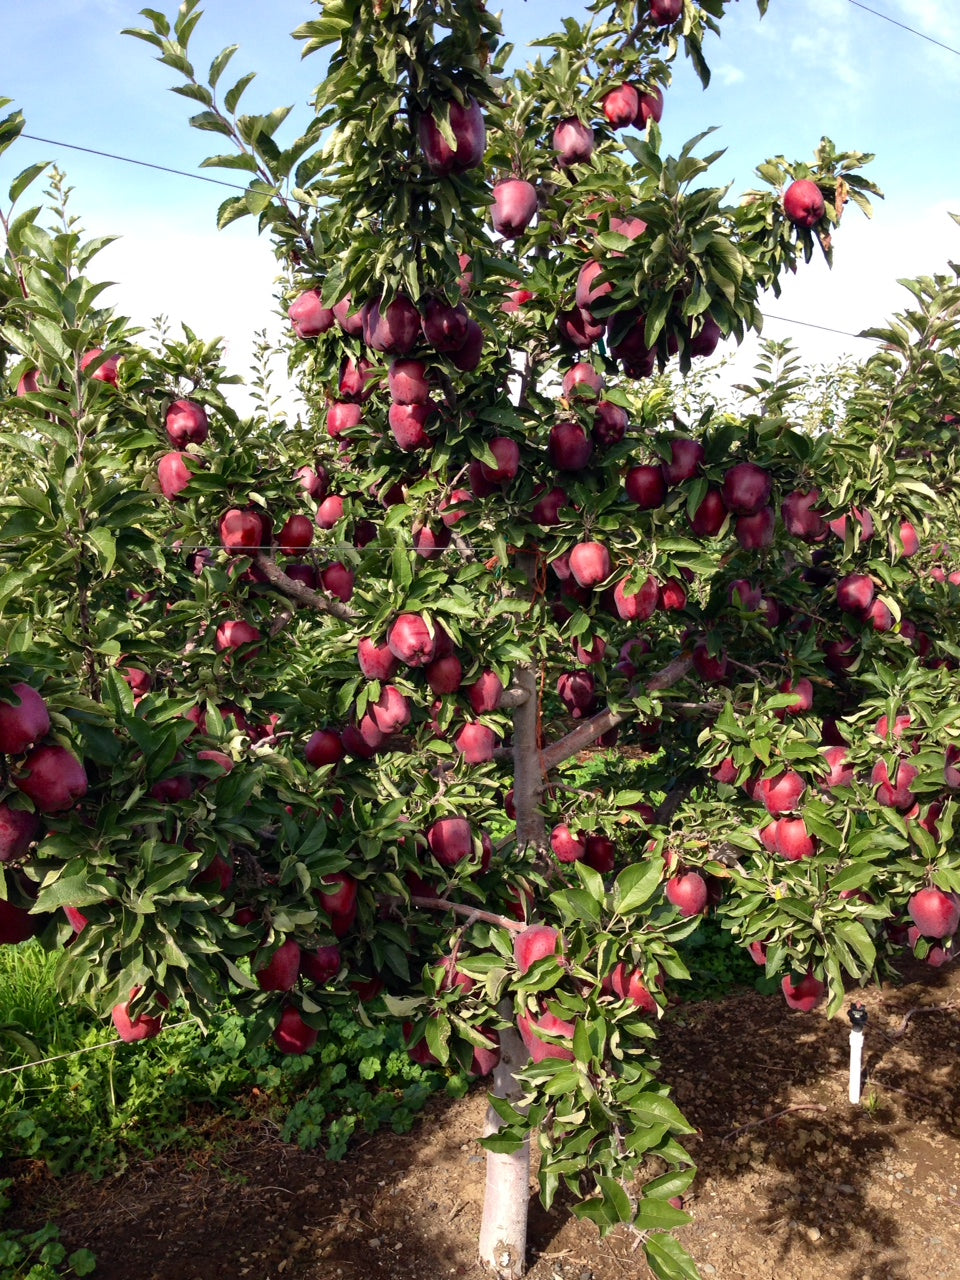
6 962 959 1280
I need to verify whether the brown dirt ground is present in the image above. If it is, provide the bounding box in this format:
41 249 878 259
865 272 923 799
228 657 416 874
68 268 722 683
5 961 960 1280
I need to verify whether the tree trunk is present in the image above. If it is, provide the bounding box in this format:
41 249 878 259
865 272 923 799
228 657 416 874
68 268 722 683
478 657 543 1275
477 1011 531 1277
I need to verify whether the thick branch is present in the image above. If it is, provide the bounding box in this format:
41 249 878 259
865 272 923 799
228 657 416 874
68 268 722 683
254 553 358 622
539 654 694 773
498 684 531 709
512 661 545 851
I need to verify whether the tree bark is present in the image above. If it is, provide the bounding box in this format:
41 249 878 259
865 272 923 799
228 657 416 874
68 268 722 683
477 1007 531 1278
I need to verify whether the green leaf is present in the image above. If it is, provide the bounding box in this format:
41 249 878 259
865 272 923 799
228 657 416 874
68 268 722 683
644 1232 702 1280
614 859 663 915
9 162 48 205
85 527 116 575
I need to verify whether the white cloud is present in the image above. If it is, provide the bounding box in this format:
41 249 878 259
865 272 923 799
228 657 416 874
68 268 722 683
714 65 745 87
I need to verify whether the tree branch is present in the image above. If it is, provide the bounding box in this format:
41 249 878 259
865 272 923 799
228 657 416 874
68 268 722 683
539 654 694 773
254 553 358 622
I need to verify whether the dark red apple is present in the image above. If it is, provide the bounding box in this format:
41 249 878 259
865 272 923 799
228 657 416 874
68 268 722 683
735 507 775 550
491 179 538 238
300 944 341 985
781 489 827 541
549 421 593 471
316 873 358 919
837 574 875 615
0 804 39 862
358 637 399 681
273 1005 318 1054
320 562 354 602
305 729 344 768
553 117 594 166
575 260 612 312
277 514 314 555
592 401 628 446
420 297 469 352
388 401 435 451
467 671 503 714
361 294 421 354
602 83 639 128
662 438 704 485
689 489 728 537
531 485 568 526
722 462 771 515
14 745 87 812
625 464 666 509
558 307 605 349
480 437 520 484
871 759 917 810
635 85 664 126
369 685 412 734
649 0 683 25
332 295 364 336
613 574 658 621
418 97 486 175
426 654 463 695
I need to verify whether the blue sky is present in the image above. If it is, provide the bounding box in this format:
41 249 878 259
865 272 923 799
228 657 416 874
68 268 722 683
2 0 958 394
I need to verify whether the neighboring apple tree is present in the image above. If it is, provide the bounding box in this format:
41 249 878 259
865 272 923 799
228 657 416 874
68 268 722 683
2 0 959 1274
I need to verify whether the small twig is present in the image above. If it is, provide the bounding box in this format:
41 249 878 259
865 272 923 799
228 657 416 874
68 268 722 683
721 1103 828 1142
884 1000 957 1039
406 894 526 932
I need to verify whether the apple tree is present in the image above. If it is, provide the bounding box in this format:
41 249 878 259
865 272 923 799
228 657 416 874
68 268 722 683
3 1 960 1276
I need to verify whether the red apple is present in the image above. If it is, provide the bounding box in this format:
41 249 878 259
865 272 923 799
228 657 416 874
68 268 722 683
558 307 605 349
388 613 436 666
300 945 342 985
165 399 209 446
220 508 267 554
531 486 568 526
608 963 657 1012
689 489 728 538
553 117 594 166
908 887 960 939
821 745 854 790
467 671 503 714
575 260 612 312
388 401 435 451
569 541 611 588
592 401 628 446
14 745 87 812
112 988 164 1042
665 871 708 917
358 637 399 680
428 816 474 867
625 464 666 509
514 924 560 973
635 84 664 125
783 178 825 229
518 1009 576 1062
735 507 775 550
613 574 658 621
757 771 805 816
480 437 520 484
781 972 825 1012
81 348 120 384
388 359 431 405
273 1005 318 1054
562 362 603 399
361 294 421 354
491 179 538 238
317 873 358 919
369 685 411 734
420 297 469 352
215 620 261 660
0 683 50 755
332 295 364 336
602 83 639 128
550 823 585 864
288 288 335 338
454 722 497 763
418 97 486 175
781 489 827 541
775 816 817 861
